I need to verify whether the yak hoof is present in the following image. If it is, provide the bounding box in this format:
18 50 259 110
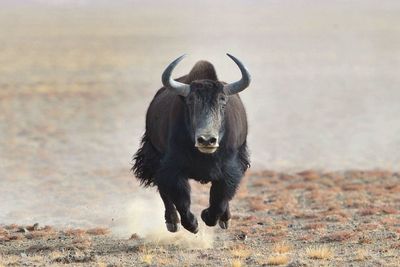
201 209 218 227
166 223 180 233
181 215 199 234
218 219 230 229
182 221 199 234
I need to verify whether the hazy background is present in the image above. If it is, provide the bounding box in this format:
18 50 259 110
0 0 399 231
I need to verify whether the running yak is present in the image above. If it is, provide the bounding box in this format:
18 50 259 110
132 54 251 233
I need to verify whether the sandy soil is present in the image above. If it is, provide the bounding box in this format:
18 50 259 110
1 170 399 266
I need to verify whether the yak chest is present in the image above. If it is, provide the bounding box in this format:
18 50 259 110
186 155 223 182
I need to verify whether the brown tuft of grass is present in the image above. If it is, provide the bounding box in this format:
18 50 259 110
303 223 325 230
279 173 296 180
381 206 398 215
356 223 379 231
297 170 320 180
64 229 86 237
359 207 379 216
342 183 364 191
306 246 334 260
297 234 314 242
380 217 400 226
86 227 110 236
0 227 7 235
294 212 318 220
358 235 372 244
286 183 307 190
8 234 24 241
273 242 291 254
321 231 354 242
266 254 289 265
72 237 92 249
248 196 268 211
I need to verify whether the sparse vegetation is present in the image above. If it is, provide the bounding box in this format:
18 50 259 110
1 170 400 265
354 248 368 261
273 242 291 254
266 254 289 265
230 259 242 267
306 246 334 260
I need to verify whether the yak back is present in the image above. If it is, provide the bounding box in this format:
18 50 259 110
146 60 247 154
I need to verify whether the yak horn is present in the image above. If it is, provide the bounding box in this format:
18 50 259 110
161 55 191 97
223 53 251 95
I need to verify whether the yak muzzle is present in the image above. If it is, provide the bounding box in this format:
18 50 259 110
195 134 219 154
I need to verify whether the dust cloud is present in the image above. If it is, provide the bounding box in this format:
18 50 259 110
112 190 214 249
0 0 399 236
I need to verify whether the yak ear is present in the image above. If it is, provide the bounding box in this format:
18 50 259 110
223 53 251 95
161 55 191 97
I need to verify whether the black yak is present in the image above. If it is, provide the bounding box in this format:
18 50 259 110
132 54 251 233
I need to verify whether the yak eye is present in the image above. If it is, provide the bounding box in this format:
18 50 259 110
218 95 227 103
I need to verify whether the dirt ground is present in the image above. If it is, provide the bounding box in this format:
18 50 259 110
1 169 399 266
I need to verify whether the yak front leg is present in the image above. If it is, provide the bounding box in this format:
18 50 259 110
201 179 238 229
157 174 198 234
159 191 180 232
219 203 231 229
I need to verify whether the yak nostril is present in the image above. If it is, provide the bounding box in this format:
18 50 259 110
197 136 206 144
209 137 217 145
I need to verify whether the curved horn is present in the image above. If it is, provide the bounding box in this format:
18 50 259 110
161 55 191 97
223 53 251 95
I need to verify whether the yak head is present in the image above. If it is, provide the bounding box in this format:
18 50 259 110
161 54 251 154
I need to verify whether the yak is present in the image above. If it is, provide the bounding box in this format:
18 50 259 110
132 54 251 234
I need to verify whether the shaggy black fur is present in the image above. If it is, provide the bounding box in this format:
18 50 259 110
132 60 250 233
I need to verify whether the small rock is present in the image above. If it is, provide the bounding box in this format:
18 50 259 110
129 233 140 240
26 223 39 231
237 232 247 241
17 227 29 233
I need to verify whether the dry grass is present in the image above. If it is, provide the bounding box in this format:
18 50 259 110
297 170 320 181
354 248 368 261
306 246 334 260
273 242 291 254
321 230 354 242
86 227 110 236
230 259 243 267
266 254 289 265
230 245 251 259
97 261 108 267
141 254 153 265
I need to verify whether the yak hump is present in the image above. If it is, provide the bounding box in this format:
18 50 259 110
186 61 218 82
